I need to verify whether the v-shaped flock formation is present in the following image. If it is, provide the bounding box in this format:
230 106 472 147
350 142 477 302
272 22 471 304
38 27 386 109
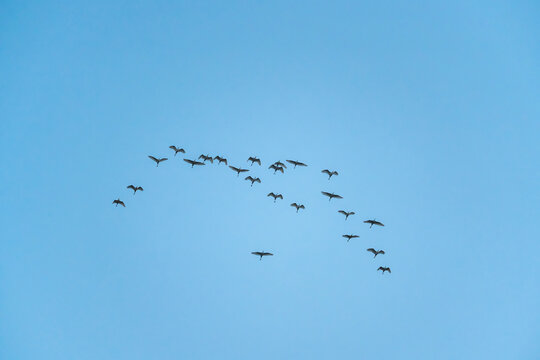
113 145 392 274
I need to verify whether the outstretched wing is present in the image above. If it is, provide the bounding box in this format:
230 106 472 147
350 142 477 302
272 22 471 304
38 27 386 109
367 248 377 254
183 159 195 165
387 268 391 273
378 250 385 255
229 166 239 172
322 169 330 175
148 155 158 162
198 154 205 160
277 167 284 173
332 171 339 176
251 252 262 256
239 168 249 173
377 267 384 271
333 194 343 199
169 145 176 151
262 252 273 256
277 194 283 199
290 203 297 207
297 162 307 166
137 187 144 191
286 160 297 166
127 185 135 190
267 192 275 197
254 178 261 183
342 235 350 239
299 205 305 209
321 191 331 197
245 176 254 181
338 210 347 215
351 235 359 238
159 158 168 162
254 159 261 165
268 164 276 170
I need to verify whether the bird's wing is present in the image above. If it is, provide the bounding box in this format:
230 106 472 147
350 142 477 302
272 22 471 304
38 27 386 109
338 210 346 215
351 235 359 238
198 155 205 159
277 194 283 199
159 158 168 162
245 176 253 181
268 164 276 169
255 159 261 165
322 169 330 174
350 212 355 215
377 267 384 271
251 252 262 256
342 235 349 238
267 192 275 197
298 162 307 166
363 220 372 224
194 161 205 166
148 155 158 162
375 221 385 226
179 149 185 153
321 191 331 197
334 194 343 199
120 202 125 207
367 248 376 254
255 178 261 183
278 167 284 173
137 187 144 191
387 268 391 273
333 171 339 175
169 146 176 150
239 169 249 173
286 160 296 165
379 250 385 255
127 185 135 190
299 205 305 209
263 252 273 256
290 203 297 207
229 166 239 171
183 159 195 164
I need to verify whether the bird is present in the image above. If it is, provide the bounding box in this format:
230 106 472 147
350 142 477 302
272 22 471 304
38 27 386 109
322 169 339 179
251 251 273 260
321 191 343 201
229 165 249 177
342 234 359 242
273 161 287 168
269 164 285 174
290 203 305 212
286 160 307 168
214 156 228 165
198 154 214 163
364 219 385 228
377 266 391 274
267 192 283 202
183 158 205 167
244 176 261 186
148 155 168 167
169 145 185 156
367 248 385 258
112 199 125 207
247 156 261 166
338 210 355 220
127 185 143 194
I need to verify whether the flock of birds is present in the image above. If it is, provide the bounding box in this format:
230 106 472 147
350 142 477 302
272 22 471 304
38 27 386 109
113 145 392 275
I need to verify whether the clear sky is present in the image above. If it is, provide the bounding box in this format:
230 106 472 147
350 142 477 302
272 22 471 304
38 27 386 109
1 1 539 359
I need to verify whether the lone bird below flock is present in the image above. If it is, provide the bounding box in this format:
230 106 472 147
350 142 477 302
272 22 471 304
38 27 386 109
321 191 343 201
247 156 261 166
286 160 307 168
338 210 355 220
214 156 228 165
229 166 249 177
342 234 359 242
199 154 213 163
148 155 168 167
112 199 125 207
244 176 261 186
169 145 185 156
322 169 338 179
269 164 285 174
366 248 385 258
267 192 283 202
364 219 385 228
290 203 305 212
251 251 273 260
377 266 391 274
183 158 205 167
127 185 143 194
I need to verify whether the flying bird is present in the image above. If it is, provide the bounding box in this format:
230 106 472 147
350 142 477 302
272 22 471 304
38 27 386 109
198 154 214 163
321 191 343 201
377 266 391 274
269 164 285 174
247 156 261 166
112 199 125 207
183 158 205 167
286 160 307 168
229 166 249 176
290 203 305 212
127 185 143 194
267 192 283 202
322 169 339 179
367 248 385 258
273 161 287 169
169 145 185 156
342 234 359 242
364 219 385 228
148 155 168 167
214 156 228 165
251 251 273 260
338 210 355 220
244 176 261 186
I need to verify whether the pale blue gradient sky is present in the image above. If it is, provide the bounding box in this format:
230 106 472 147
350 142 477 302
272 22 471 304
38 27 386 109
1 1 539 359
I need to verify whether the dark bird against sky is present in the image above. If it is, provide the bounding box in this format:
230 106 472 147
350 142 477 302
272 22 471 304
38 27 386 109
198 154 214 163
169 145 185 156
377 266 391 274
338 210 355 220
321 169 338 179
214 156 228 165
112 199 125 207
286 160 307 168
244 176 261 186
269 164 285 174
364 219 384 228
229 165 249 176
290 203 305 212
367 248 385 258
127 185 143 194
321 191 343 201
247 156 261 166
342 234 359 242
251 251 273 260
148 155 168 167
183 158 205 167
267 192 283 202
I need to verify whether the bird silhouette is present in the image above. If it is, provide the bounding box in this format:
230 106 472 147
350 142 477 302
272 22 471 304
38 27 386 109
214 156 228 165
251 251 273 260
273 161 287 169
321 191 343 201
169 145 185 156
183 158 205 167
244 176 261 186
247 156 261 166
127 185 143 194
290 203 305 212
148 155 168 167
198 154 214 163
286 160 307 168
229 166 249 177
112 199 125 207
377 266 391 274
338 210 355 220
267 192 283 202
367 248 385 258
364 219 384 228
269 164 285 174
321 169 339 179
342 234 359 242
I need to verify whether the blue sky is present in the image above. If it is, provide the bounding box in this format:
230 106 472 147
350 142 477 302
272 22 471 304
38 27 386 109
1 1 539 359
